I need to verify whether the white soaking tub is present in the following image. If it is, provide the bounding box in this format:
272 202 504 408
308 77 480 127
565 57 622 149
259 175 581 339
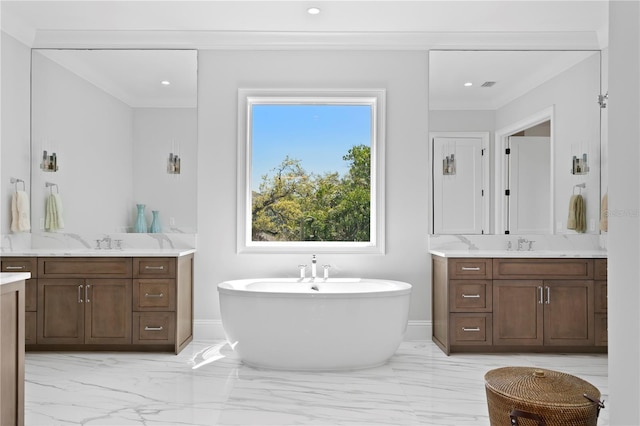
217 278 412 370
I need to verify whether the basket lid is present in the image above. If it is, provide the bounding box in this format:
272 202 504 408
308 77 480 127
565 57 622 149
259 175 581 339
485 367 600 407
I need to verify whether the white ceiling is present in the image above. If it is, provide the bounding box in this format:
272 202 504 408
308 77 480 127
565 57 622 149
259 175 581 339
2 1 609 109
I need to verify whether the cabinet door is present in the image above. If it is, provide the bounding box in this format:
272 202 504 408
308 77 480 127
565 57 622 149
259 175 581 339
493 280 543 346
85 279 132 345
543 280 594 346
37 279 85 344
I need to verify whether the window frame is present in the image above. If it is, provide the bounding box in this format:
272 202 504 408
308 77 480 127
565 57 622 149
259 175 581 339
236 88 386 254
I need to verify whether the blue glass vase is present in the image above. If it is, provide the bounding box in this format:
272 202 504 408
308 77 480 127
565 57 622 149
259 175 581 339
134 204 147 233
150 210 161 233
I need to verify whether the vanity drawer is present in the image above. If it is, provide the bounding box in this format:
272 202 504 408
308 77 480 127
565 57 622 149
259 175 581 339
449 280 492 312
133 312 176 344
448 258 492 279
450 313 492 345
493 258 594 279
595 259 607 280
133 258 176 278
1 257 37 275
133 279 176 311
38 257 132 278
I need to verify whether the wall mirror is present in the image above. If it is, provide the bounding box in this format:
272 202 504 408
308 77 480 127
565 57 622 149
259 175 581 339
429 50 602 235
31 49 198 234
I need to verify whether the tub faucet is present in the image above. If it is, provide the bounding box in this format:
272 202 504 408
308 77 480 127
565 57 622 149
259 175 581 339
311 255 317 279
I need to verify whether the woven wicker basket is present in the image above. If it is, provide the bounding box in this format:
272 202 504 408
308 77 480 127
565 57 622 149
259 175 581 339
485 367 604 426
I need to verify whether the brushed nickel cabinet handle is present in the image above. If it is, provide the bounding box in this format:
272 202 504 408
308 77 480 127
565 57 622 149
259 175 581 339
462 327 481 332
545 286 551 304
538 286 543 304
144 266 165 270
144 326 164 331
85 284 91 303
144 293 164 298
462 294 481 298
5 265 25 270
461 267 481 271
78 285 83 303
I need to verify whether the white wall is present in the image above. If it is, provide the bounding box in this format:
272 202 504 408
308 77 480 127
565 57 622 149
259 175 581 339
496 53 602 234
608 1 640 423
1 33 31 235
132 107 197 233
31 51 133 233
196 50 430 330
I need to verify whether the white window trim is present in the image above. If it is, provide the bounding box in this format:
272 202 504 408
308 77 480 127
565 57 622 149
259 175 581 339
236 88 386 254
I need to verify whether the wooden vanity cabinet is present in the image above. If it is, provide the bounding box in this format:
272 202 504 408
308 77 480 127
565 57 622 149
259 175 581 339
11 254 195 354
37 258 133 345
1 258 37 345
432 256 606 354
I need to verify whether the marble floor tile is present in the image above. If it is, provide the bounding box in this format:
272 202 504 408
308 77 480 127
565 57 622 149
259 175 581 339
25 340 608 426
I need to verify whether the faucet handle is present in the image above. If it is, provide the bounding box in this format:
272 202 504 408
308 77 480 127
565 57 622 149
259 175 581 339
322 264 331 280
298 264 307 279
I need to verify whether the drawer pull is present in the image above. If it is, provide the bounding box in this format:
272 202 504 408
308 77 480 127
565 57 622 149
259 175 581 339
144 293 164 298
462 327 481 332
461 294 481 299
461 267 481 271
538 286 543 304
144 326 164 331
78 285 83 303
144 266 165 270
5 265 25 270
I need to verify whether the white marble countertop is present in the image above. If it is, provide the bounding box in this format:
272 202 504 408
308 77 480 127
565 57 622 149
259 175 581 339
0 272 31 286
429 249 607 258
1 248 196 257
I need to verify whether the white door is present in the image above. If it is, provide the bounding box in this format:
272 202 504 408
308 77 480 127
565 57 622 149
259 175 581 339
507 136 551 234
433 137 484 234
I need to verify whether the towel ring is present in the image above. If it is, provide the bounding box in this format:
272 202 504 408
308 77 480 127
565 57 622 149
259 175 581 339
45 182 59 194
573 183 586 195
10 177 25 192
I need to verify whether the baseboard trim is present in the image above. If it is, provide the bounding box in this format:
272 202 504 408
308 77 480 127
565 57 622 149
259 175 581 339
194 319 432 341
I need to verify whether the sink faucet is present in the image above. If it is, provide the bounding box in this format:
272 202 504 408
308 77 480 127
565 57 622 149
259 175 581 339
517 237 528 251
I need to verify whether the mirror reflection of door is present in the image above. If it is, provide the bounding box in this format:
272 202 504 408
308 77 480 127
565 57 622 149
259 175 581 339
507 135 551 234
432 135 487 234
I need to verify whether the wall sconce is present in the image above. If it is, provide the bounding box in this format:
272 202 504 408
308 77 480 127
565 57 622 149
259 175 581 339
443 153 456 175
40 150 59 172
167 153 181 174
571 153 589 175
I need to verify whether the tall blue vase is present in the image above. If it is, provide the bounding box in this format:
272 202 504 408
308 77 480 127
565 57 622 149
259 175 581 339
134 204 147 233
150 210 161 233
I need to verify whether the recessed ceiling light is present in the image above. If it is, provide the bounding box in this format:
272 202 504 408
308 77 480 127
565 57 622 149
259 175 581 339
161 80 171 86
464 82 473 87
307 7 321 15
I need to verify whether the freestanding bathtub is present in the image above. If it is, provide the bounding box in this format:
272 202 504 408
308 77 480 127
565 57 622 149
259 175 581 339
217 278 412 370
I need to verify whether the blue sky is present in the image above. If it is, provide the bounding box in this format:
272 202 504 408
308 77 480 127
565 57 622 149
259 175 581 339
251 104 371 190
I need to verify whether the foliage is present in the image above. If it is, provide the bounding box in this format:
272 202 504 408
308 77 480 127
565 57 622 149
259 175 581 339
252 145 371 242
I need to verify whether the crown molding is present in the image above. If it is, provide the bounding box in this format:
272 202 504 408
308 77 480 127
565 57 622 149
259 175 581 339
28 29 604 51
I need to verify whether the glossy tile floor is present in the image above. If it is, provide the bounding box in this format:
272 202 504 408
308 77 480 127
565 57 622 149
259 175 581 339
25 340 609 425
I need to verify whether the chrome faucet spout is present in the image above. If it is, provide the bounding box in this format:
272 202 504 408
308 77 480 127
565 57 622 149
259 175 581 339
311 255 317 279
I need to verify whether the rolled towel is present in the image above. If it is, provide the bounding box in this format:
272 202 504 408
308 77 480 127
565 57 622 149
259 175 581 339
567 194 578 230
10 190 31 233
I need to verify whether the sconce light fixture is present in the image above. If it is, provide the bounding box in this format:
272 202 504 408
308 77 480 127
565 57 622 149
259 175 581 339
167 153 181 174
443 153 456 175
571 153 589 175
40 150 59 172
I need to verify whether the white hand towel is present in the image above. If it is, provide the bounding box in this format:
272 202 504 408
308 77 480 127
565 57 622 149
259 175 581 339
10 191 31 233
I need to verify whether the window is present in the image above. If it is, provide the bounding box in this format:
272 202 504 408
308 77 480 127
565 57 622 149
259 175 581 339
237 89 386 253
